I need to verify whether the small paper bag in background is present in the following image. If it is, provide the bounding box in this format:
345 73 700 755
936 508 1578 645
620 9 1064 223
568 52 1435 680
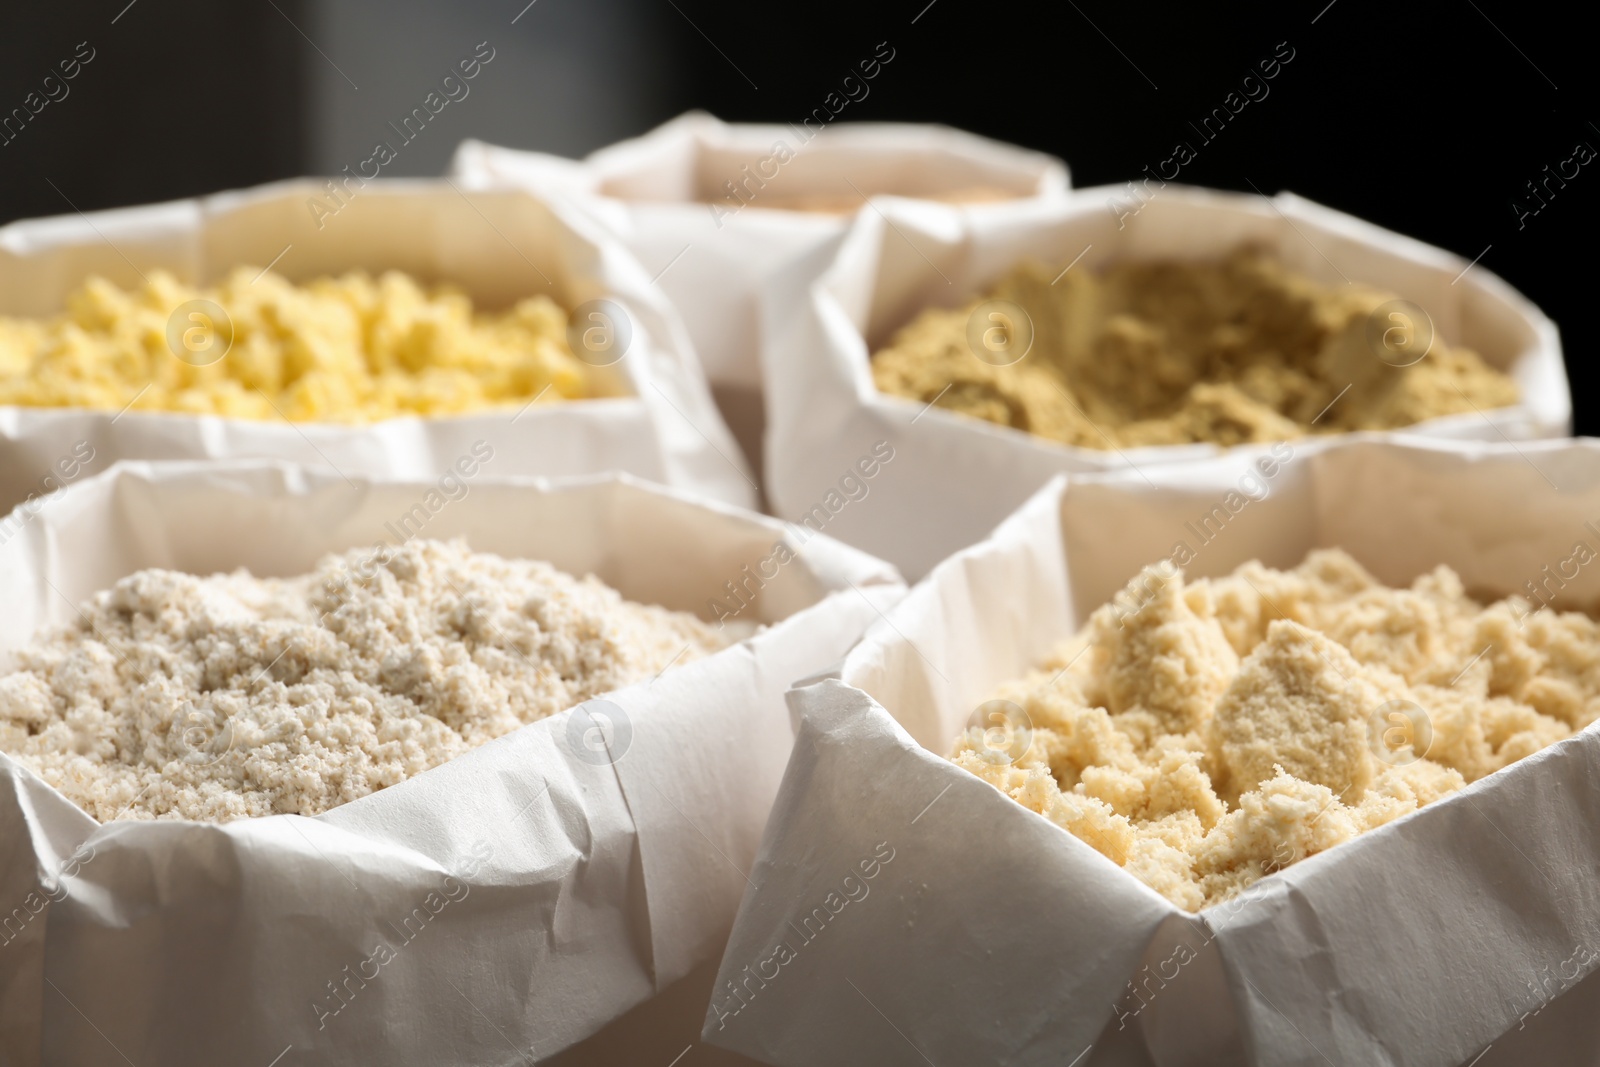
706 437 1600 1067
450 111 1070 483
0 178 756 518
0 461 902 1066
759 184 1570 579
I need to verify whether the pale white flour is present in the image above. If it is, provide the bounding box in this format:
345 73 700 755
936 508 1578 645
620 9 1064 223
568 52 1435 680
0 540 731 822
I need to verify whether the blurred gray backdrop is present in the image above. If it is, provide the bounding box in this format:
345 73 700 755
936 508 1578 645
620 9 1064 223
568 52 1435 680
304 0 684 173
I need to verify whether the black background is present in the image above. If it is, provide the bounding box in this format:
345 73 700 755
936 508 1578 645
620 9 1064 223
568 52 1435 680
3 0 1592 432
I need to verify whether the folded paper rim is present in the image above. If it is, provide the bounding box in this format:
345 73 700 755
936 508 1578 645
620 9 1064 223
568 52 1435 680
452 110 1073 207
0 178 756 512
817 183 1568 456
709 435 1600 1067
759 182 1570 580
0 457 897 827
0 458 904 1065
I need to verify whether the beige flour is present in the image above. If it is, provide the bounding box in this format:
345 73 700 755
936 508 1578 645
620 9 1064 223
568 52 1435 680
951 549 1596 910
873 248 1519 448
0 540 731 822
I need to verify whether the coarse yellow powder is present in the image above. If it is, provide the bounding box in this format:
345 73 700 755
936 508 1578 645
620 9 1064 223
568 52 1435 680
950 549 1595 910
0 540 735 822
0 268 595 422
872 248 1520 448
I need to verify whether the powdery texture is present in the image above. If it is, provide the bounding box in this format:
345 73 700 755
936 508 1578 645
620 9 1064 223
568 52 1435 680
0 540 731 822
0 268 593 422
951 549 1595 910
872 248 1518 448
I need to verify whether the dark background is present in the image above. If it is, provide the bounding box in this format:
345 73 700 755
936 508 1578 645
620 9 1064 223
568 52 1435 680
3 0 1591 432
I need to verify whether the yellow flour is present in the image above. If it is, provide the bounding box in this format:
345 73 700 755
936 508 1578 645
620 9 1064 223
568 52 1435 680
0 268 592 422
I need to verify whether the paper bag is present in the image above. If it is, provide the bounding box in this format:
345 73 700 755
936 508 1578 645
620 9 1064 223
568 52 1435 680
706 436 1600 1067
760 184 1571 579
0 460 902 1066
0 178 756 517
450 112 1070 477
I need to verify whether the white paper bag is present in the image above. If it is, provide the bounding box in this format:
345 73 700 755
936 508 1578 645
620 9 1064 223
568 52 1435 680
450 112 1070 476
0 178 757 518
705 436 1600 1067
0 460 902 1066
760 184 1572 579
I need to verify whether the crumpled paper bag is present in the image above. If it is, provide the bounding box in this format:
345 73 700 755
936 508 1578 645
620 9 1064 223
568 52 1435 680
450 111 1070 476
0 460 902 1066
760 183 1571 579
0 178 756 517
705 436 1600 1067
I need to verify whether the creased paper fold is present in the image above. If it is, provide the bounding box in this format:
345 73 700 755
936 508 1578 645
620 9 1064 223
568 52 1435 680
760 184 1571 579
0 460 902 1066
451 112 1070 475
708 437 1600 1067
0 178 755 516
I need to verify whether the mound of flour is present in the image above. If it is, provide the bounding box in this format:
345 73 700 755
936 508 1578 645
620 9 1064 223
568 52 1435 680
0 540 731 822
955 548 1594 910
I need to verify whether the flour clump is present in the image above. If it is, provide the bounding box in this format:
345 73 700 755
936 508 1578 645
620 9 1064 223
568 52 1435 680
0 540 731 822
